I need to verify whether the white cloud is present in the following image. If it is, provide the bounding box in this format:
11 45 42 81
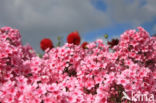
104 0 156 25
144 0 156 14
0 0 110 33
0 0 111 52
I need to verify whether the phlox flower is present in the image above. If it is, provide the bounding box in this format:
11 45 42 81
0 26 155 103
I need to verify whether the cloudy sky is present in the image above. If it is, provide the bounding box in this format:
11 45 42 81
0 0 156 53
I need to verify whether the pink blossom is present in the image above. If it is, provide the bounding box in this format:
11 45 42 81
0 26 155 103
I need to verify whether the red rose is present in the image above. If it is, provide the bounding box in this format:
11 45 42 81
40 38 53 51
67 31 81 45
81 42 88 49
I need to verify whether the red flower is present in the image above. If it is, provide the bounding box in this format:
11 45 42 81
107 38 119 48
40 38 53 51
81 42 88 49
67 31 81 45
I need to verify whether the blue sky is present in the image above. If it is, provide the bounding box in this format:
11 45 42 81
83 19 156 42
83 0 156 42
0 0 156 53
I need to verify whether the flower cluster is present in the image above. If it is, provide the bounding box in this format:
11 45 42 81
0 26 155 103
0 27 36 83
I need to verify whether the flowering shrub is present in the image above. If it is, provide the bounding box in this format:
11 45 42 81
0 26 155 103
0 27 36 83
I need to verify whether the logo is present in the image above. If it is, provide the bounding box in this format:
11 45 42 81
122 91 155 102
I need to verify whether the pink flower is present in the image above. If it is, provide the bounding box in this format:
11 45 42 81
0 26 156 103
